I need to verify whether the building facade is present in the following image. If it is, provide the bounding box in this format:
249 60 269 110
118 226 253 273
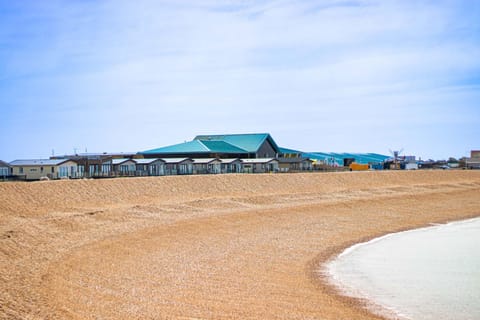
140 133 281 159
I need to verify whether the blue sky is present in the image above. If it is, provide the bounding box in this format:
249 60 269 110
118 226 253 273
1 0 479 161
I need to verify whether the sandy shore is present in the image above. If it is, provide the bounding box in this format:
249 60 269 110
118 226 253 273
1 171 479 319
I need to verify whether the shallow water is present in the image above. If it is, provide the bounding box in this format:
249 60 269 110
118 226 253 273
327 217 480 320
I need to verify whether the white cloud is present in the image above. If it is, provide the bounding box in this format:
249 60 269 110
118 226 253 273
0 0 479 160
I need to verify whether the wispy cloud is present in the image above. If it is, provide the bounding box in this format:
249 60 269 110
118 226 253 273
0 0 479 160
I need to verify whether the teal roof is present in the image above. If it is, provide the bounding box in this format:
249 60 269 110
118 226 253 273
279 147 302 154
142 140 209 154
200 140 247 153
142 133 280 155
194 133 279 153
304 152 389 165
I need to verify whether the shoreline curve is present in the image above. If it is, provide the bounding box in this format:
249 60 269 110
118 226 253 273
319 216 480 320
1 171 480 319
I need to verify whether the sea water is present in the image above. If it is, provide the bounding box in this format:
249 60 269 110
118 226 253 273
326 217 480 320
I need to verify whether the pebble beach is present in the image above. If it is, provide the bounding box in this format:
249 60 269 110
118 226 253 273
1 170 479 319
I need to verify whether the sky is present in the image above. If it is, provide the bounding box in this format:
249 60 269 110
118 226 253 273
0 0 479 161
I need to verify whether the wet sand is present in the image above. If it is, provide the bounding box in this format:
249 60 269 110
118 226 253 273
1 171 480 319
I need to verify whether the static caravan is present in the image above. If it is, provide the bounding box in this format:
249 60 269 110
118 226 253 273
10 159 79 180
466 150 480 169
134 158 166 176
112 159 136 176
192 158 221 174
278 157 313 172
163 158 194 175
0 160 11 178
241 158 279 173
404 162 419 170
220 158 242 173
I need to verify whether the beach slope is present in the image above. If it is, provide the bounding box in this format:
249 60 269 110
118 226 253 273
1 171 479 319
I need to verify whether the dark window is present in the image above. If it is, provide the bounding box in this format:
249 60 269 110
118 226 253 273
41 167 44 173
51 167 55 173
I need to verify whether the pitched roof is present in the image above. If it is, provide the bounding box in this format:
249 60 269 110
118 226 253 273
241 158 278 164
10 159 72 166
111 158 135 165
194 133 279 153
0 160 10 167
142 140 209 155
220 158 241 164
162 158 192 164
141 133 280 155
192 158 221 164
134 158 164 164
199 140 247 153
279 147 302 154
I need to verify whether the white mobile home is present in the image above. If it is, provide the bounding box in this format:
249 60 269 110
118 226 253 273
278 157 313 172
192 158 221 174
134 158 166 176
163 158 194 175
220 158 242 173
241 158 279 173
0 160 11 178
10 159 79 180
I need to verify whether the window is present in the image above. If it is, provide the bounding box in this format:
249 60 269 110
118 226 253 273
102 164 111 173
41 167 44 173
19 167 24 174
51 167 55 173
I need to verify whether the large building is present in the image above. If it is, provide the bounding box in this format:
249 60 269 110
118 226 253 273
303 152 390 167
140 133 281 159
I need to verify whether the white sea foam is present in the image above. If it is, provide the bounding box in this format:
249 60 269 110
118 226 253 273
326 217 480 320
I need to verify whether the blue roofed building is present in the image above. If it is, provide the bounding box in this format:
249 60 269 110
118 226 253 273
140 133 281 159
304 152 389 167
